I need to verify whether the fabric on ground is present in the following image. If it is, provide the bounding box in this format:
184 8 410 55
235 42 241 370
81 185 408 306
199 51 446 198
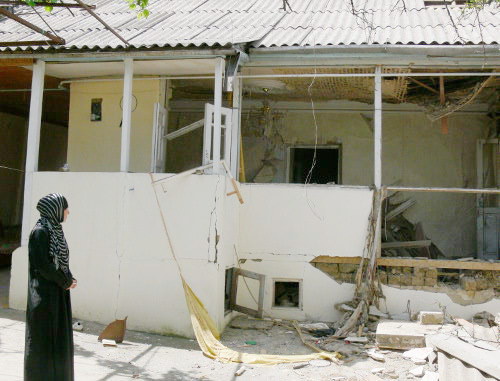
181 277 339 364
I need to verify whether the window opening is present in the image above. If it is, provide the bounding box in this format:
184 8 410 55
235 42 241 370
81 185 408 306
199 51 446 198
288 146 340 184
273 280 301 308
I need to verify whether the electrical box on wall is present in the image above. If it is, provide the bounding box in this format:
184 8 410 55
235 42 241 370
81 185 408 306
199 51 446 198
91 98 102 121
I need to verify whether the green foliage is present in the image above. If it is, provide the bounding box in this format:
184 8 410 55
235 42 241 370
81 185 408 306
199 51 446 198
21 0 150 17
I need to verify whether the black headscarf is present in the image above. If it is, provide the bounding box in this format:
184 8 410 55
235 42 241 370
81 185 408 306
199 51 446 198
35 193 70 274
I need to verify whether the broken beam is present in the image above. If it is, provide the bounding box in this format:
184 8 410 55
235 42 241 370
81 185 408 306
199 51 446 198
385 198 416 220
0 7 64 45
408 77 439 95
381 240 431 249
0 0 96 8
311 256 500 271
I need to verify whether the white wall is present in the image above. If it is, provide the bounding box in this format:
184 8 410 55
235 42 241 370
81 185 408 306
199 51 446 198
9 172 239 337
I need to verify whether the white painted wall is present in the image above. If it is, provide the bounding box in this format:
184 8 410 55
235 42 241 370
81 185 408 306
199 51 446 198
9 172 239 337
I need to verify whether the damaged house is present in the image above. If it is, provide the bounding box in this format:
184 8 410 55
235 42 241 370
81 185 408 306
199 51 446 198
0 0 499 356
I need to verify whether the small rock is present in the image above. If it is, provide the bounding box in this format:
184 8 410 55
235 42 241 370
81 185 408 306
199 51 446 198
412 358 427 365
300 322 330 331
292 363 308 370
421 371 439 381
102 339 117 347
367 350 385 362
234 366 247 376
72 321 83 331
409 366 425 377
345 336 368 343
403 347 434 361
371 367 385 374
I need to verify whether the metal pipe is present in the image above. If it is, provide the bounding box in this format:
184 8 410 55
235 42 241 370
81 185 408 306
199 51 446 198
385 186 500 194
58 75 216 88
237 72 499 79
0 88 66 92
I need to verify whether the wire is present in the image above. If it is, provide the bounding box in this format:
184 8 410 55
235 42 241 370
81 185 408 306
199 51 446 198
0 165 24 173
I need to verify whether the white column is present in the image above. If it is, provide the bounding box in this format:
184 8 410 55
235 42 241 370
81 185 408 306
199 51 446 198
212 57 225 174
120 58 133 172
374 66 382 188
230 76 242 179
21 60 45 245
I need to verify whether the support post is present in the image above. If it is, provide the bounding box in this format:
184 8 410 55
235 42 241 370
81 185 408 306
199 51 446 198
21 59 45 245
120 58 133 172
374 66 383 258
230 76 242 179
374 66 382 188
212 57 225 174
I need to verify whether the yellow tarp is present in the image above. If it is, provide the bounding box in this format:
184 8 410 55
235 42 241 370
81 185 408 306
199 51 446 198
182 278 339 365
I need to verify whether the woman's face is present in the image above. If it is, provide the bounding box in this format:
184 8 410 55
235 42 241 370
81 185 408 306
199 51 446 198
63 208 70 222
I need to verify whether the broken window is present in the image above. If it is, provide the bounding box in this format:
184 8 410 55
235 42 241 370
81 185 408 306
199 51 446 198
288 146 341 184
273 280 301 309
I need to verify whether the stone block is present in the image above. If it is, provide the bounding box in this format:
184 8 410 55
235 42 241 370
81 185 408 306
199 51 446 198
400 273 412 286
475 277 489 291
390 266 402 275
414 268 426 277
378 271 388 284
402 267 413 275
419 311 444 325
426 268 438 278
460 276 476 291
424 277 437 287
339 264 358 274
388 274 400 286
412 276 425 287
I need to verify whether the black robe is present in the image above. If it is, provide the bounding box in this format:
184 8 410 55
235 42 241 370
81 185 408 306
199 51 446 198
25 226 75 381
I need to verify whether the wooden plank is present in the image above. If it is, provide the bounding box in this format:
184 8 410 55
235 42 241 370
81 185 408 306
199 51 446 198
311 256 500 271
385 198 416 220
0 58 33 66
381 240 432 249
311 256 361 264
164 119 203 140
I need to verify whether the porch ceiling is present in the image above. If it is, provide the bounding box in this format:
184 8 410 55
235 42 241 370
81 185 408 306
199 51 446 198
0 65 68 126
43 58 217 79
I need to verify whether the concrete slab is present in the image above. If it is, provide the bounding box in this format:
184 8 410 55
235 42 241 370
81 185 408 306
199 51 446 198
376 320 444 350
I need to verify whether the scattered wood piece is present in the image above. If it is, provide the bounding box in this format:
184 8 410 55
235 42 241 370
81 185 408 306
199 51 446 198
102 339 117 347
385 199 416 220
234 366 247 376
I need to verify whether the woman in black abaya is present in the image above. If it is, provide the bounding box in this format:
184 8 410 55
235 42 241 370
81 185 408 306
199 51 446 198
24 193 77 381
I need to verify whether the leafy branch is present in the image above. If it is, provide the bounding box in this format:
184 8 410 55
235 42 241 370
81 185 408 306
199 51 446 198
21 0 150 17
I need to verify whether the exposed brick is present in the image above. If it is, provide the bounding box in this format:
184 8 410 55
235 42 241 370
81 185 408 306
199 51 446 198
414 268 426 277
402 267 413 275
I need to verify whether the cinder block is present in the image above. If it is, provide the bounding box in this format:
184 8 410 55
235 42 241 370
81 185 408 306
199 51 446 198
419 311 444 325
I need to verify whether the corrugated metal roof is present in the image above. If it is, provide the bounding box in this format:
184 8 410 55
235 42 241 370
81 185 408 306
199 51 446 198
0 0 498 52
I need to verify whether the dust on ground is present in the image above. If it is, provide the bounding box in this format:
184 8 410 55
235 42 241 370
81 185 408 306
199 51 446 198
0 308 437 380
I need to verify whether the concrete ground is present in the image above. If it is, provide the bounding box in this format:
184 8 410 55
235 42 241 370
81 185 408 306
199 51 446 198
0 307 435 380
